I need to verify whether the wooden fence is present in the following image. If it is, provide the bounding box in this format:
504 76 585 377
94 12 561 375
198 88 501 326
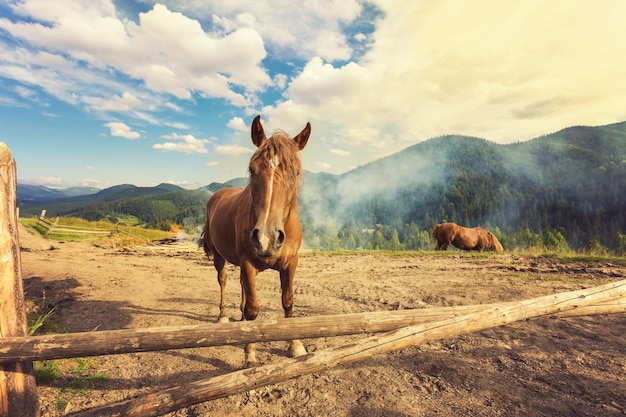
37 211 117 236
1 143 39 416
2 142 626 417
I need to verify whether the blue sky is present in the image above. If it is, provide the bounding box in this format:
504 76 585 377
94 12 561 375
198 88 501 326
1 0 625 190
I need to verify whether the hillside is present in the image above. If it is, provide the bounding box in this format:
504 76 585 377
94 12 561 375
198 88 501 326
298 121 626 250
18 183 192 229
17 121 626 251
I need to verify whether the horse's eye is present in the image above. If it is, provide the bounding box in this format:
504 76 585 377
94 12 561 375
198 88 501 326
249 167 255 177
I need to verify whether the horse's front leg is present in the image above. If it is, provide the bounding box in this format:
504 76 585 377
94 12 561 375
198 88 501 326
240 262 260 367
280 265 307 358
213 255 229 323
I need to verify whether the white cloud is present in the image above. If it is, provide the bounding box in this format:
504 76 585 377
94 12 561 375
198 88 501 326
165 121 191 130
206 161 220 167
126 6 269 101
14 85 39 101
0 94 27 108
214 144 253 156
78 178 101 187
96 92 143 112
154 133 209 154
104 122 140 139
166 0 362 61
288 57 371 107
0 1 270 110
273 73 288 90
34 176 63 186
227 117 248 132
330 149 350 157
0 44 123 107
163 180 195 188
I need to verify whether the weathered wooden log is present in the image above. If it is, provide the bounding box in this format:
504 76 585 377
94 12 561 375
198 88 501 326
72 279 626 417
0 143 39 417
2 294 624 364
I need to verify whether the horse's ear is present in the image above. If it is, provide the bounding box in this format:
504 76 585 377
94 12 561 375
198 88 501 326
293 122 311 150
251 115 266 147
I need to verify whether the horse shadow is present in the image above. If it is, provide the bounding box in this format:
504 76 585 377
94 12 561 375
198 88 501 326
23 275 135 332
23 274 244 395
22 277 210 333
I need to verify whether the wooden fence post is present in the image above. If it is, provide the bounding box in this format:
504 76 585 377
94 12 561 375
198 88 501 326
0 143 39 417
36 210 46 226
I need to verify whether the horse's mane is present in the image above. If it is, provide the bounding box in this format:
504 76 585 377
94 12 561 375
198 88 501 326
251 130 303 186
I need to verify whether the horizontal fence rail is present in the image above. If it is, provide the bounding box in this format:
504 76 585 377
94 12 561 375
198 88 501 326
36 211 116 236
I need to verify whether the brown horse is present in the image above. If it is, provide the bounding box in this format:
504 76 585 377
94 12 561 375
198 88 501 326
432 222 504 252
200 115 310 367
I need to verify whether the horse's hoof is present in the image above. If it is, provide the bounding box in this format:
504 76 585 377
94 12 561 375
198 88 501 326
244 358 259 368
289 340 307 357
217 316 230 324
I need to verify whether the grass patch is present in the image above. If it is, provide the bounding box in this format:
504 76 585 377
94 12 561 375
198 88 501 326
550 253 626 266
27 306 56 336
65 358 109 393
18 217 173 247
34 357 110 410
306 247 626 266
25 300 109 407
34 360 61 383
305 248 506 259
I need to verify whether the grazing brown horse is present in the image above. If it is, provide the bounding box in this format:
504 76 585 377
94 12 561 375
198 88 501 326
200 115 310 367
432 222 504 252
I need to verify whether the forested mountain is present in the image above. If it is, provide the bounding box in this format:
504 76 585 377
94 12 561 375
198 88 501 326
17 121 626 251
18 183 195 229
298 121 626 251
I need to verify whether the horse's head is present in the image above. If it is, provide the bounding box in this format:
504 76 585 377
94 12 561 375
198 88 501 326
485 231 504 252
491 234 504 252
248 115 310 258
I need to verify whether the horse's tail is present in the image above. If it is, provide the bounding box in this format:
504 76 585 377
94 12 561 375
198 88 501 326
199 224 212 257
432 224 442 240
198 207 213 258
432 224 444 250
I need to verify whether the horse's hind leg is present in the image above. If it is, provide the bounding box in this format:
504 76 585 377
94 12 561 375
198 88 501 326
213 254 229 323
280 267 307 358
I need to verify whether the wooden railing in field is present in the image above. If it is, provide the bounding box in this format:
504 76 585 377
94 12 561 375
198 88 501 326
37 210 117 236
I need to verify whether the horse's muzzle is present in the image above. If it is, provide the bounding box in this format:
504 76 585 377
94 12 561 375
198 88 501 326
251 227 285 258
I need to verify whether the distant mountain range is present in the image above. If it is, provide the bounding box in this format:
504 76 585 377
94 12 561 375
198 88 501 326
18 183 183 211
17 184 101 203
17 178 251 206
17 121 626 250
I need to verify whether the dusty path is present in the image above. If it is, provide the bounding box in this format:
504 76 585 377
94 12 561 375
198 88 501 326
18 225 626 416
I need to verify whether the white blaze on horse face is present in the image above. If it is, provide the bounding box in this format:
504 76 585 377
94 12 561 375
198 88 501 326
263 155 280 226
257 155 280 251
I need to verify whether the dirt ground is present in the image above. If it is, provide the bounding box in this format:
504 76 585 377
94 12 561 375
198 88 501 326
17 224 626 417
